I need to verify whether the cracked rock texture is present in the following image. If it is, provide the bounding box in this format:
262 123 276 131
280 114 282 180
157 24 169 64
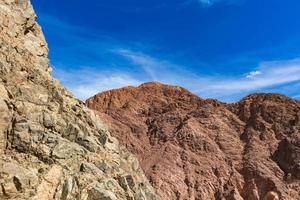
87 82 300 200
0 1 158 200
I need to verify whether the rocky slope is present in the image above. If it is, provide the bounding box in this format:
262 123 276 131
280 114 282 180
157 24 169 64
0 1 158 199
87 82 300 200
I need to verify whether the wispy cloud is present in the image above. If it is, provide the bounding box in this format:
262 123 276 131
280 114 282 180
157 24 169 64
116 49 160 80
56 48 300 102
38 14 83 33
198 0 216 6
53 67 142 100
40 14 299 102
114 49 197 82
245 70 262 78
184 0 242 7
200 59 300 99
114 49 300 101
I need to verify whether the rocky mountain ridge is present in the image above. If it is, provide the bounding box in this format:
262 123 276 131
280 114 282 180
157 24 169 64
87 82 300 200
0 1 158 199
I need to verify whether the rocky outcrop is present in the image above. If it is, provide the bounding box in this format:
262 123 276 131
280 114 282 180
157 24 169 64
0 1 158 199
87 83 300 200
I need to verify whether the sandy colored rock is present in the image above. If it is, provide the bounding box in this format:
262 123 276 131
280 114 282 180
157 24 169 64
264 191 279 200
87 82 300 200
0 1 158 199
33 165 63 200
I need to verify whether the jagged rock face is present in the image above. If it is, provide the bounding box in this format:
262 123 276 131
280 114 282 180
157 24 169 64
87 82 300 200
0 1 158 200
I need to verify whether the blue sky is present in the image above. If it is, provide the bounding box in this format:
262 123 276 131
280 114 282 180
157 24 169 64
31 0 300 102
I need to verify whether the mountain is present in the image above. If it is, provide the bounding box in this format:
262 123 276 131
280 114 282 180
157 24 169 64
87 82 300 200
0 1 158 200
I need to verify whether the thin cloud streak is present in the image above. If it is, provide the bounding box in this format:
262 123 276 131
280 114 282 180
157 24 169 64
116 49 159 80
114 49 201 85
116 49 300 101
53 49 300 102
40 14 299 102
184 0 243 7
53 67 142 100
206 60 300 92
246 70 262 78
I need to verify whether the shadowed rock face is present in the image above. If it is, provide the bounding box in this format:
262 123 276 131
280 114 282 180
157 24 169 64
0 1 158 199
87 82 300 200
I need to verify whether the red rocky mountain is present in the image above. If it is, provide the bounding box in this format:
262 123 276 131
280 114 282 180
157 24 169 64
86 82 300 200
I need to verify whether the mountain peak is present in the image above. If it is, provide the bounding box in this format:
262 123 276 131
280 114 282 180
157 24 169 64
87 83 300 199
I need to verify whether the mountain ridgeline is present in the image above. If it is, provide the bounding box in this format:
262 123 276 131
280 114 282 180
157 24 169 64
1 0 299 200
87 82 300 200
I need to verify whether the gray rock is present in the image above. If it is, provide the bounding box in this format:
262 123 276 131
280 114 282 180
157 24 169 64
119 175 136 191
80 162 104 176
95 160 110 173
87 184 118 200
60 177 77 200
43 112 55 129
1 162 38 191
97 130 108 145
52 139 86 159
0 96 10 152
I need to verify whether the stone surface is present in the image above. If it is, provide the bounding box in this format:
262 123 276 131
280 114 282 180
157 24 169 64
87 82 300 200
264 191 279 200
0 1 158 199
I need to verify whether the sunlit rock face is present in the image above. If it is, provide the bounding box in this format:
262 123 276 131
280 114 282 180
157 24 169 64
87 83 300 200
0 1 159 199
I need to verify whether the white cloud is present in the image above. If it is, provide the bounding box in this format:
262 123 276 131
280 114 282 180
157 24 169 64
192 0 242 7
53 67 141 100
54 51 300 102
40 13 299 102
199 59 300 99
114 48 200 84
116 49 159 80
43 14 299 102
198 0 212 4
245 70 262 78
114 49 300 101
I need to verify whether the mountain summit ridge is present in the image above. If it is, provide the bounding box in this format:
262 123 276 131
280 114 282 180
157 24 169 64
87 82 300 200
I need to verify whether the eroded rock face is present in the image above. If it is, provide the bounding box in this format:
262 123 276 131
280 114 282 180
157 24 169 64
87 83 300 200
0 1 158 199
274 137 300 179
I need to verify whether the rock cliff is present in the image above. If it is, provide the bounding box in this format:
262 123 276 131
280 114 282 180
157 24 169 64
0 1 158 199
87 82 300 200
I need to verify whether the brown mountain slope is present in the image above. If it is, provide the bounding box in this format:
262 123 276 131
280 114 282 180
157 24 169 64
87 82 300 200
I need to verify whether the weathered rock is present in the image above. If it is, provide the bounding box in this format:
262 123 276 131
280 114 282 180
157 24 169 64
52 139 86 159
264 191 279 200
0 161 38 199
87 183 118 200
274 137 300 179
80 162 105 177
33 165 63 200
119 174 136 191
0 1 158 200
0 105 10 152
58 177 78 200
87 83 300 200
